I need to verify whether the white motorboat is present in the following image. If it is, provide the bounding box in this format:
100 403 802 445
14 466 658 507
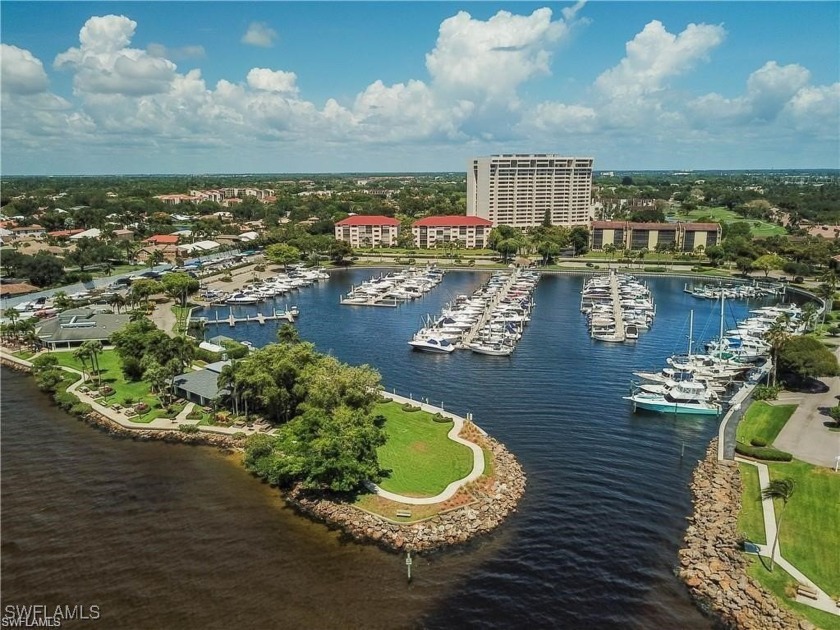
226 292 261 304
408 336 455 353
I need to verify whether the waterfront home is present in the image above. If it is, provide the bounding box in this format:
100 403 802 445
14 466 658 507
334 215 400 248
589 221 721 252
172 360 231 406
36 308 131 349
411 216 493 249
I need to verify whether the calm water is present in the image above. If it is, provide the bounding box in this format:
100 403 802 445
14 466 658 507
2 271 772 629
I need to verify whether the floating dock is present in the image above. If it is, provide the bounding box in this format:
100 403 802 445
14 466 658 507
193 308 296 327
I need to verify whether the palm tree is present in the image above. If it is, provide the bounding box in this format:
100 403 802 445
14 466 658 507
73 345 90 380
108 293 126 314
761 477 795 572
801 302 819 332
81 340 103 386
764 319 791 386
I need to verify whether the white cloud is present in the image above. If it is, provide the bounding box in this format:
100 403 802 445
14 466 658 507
745 61 810 121
54 15 177 96
246 68 299 95
147 43 205 60
1 44 49 94
425 8 576 106
521 102 598 134
595 20 726 100
241 22 277 48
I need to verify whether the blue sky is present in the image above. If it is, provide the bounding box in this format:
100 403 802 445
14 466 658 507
1 1 838 175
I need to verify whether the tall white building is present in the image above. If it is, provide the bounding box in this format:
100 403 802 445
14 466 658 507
466 154 594 228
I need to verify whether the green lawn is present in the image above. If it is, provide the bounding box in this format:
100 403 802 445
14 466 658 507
375 401 474 497
737 463 766 545
736 402 797 445
766 460 840 597
51 349 159 411
745 557 840 630
668 206 786 238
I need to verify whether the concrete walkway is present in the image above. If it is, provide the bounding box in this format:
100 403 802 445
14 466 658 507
737 457 840 615
774 348 840 469
366 392 486 505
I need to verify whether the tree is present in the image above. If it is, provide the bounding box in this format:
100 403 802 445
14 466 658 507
736 257 754 276
777 335 840 384
73 345 89 380
161 272 200 308
265 243 301 271
277 323 301 345
761 477 795 572
147 249 165 269
81 340 103 386
25 252 65 287
328 240 353 265
752 253 784 278
705 245 725 267
569 226 590 255
764 320 790 386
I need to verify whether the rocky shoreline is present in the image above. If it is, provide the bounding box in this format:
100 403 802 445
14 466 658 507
679 440 806 629
286 432 526 553
2 353 526 553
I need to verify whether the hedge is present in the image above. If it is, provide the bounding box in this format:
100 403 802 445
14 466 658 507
432 413 452 423
179 424 200 434
734 441 793 461
401 403 421 412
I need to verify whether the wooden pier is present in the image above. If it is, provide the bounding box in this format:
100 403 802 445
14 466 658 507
609 271 627 342
459 273 520 348
194 308 296 327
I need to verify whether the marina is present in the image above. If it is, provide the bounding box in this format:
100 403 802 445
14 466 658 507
408 268 539 356
4 270 814 630
340 265 445 307
580 271 656 343
192 307 298 327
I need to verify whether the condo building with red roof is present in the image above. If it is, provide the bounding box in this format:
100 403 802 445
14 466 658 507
411 216 494 249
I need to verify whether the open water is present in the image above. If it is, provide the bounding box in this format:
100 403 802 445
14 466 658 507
2 270 773 629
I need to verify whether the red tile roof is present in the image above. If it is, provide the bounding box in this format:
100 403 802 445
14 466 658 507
145 234 179 245
413 216 493 227
335 215 400 226
47 229 85 238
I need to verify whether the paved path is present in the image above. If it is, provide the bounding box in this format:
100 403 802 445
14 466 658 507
737 457 840 615
150 303 179 337
366 392 485 505
773 347 840 468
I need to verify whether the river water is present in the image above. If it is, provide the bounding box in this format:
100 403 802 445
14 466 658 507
2 270 772 629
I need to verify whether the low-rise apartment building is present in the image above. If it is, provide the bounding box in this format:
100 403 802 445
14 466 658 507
334 216 400 248
412 216 493 249
590 221 721 252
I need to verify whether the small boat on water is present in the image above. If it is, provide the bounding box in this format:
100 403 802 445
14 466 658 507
408 336 455 353
623 381 722 416
226 292 261 304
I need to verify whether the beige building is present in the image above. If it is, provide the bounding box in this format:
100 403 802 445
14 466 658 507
334 216 400 248
590 221 721 252
411 216 493 249
467 154 593 228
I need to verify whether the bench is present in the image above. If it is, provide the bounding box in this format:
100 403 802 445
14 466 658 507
796 584 818 600
395 510 412 518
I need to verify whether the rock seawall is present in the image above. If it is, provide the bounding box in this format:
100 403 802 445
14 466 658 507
679 440 805 629
286 434 526 553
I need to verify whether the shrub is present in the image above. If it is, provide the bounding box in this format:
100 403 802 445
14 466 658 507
70 402 93 417
734 441 793 461
186 410 202 420
99 385 114 396
643 266 667 272
31 354 59 371
254 264 266 272
220 275 233 283
401 403 421 412
122 396 135 406
178 424 200 434
750 438 768 447
54 391 78 411
121 356 144 381
752 384 781 401
232 432 247 440
432 413 452 423
134 402 150 413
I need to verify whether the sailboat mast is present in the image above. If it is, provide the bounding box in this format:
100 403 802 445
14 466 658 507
688 310 694 357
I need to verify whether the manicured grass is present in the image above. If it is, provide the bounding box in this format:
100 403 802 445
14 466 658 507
737 463 766 545
375 401 474 497
736 402 796 445
668 206 786 237
51 349 158 409
766 460 840 597
745 557 840 630
12 349 35 360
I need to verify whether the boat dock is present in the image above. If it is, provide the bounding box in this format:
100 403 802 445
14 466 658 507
193 308 296 327
609 271 627 342
459 273 520 348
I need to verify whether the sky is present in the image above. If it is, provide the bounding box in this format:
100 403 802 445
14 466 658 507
1 1 838 175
